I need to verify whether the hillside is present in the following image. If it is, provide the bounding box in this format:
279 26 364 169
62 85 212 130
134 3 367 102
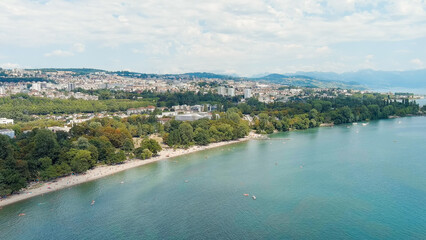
292 69 426 89
250 74 365 89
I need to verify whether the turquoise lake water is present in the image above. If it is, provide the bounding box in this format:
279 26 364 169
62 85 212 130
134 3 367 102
1 117 425 239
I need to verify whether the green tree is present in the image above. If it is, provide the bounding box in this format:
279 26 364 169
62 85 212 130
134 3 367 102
140 138 162 155
122 138 135 152
166 130 181 146
70 149 93 173
178 122 194 146
108 151 126 164
76 137 90 149
38 157 52 170
89 137 115 163
194 127 210 145
32 129 59 161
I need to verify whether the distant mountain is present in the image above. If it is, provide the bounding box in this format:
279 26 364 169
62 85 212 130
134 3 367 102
20 68 426 90
26 68 107 74
291 69 426 89
250 73 365 89
182 72 241 80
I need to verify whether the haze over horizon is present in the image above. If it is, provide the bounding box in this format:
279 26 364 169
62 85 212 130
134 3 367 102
1 0 426 76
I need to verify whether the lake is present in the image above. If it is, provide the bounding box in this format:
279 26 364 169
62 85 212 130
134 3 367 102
1 117 425 239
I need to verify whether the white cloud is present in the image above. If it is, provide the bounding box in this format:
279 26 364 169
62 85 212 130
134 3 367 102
365 54 374 60
73 43 85 53
44 50 74 57
411 58 424 68
0 0 425 74
315 46 331 54
0 63 21 69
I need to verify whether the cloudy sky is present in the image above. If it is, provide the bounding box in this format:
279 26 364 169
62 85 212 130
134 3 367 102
1 0 426 76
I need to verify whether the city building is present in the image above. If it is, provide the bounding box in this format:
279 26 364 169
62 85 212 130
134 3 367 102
47 126 71 133
175 113 212 121
0 118 14 125
228 88 235 97
32 83 41 91
244 89 252 99
67 83 75 91
217 86 226 96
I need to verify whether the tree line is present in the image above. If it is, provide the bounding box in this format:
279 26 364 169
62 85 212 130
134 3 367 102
0 94 151 121
243 94 420 133
0 110 249 196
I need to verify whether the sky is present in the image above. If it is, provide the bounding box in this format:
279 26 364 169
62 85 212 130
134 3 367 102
0 0 426 76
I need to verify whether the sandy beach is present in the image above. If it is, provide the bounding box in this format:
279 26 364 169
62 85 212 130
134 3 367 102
0 132 263 208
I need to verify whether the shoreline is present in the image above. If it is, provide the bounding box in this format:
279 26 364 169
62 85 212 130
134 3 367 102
0 132 262 208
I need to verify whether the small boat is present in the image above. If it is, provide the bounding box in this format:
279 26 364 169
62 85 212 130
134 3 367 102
252 195 256 200
91 200 95 206
184 180 189 183
362 123 368 126
120 181 124 184
243 194 249 196
18 213 25 216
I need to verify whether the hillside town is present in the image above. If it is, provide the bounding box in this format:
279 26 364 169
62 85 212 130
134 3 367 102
0 68 424 138
0 68 399 102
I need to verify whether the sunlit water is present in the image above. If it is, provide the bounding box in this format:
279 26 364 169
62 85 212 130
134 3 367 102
1 117 425 239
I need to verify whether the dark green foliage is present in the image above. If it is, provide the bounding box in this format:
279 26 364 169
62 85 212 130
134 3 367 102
122 138 134 152
4 91 416 197
251 94 420 133
135 149 152 160
139 139 162 155
32 129 59 161
89 137 115 163
194 128 210 145
164 109 250 146
69 150 93 173
0 135 27 195
0 95 151 116
178 123 194 146
107 151 126 165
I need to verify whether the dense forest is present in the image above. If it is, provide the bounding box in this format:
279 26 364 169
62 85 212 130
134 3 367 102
0 90 423 196
241 94 420 133
0 109 249 196
76 88 240 107
0 94 152 121
0 77 54 83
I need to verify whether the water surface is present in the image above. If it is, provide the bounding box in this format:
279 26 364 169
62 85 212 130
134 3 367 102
1 117 425 239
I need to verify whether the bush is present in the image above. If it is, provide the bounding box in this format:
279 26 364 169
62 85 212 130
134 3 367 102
139 149 152 160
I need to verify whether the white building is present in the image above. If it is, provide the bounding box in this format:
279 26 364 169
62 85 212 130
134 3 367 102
175 113 212 121
0 118 14 125
228 88 235 97
244 89 252 99
217 86 226 96
32 83 41 91
0 87 5 95
47 126 71 133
